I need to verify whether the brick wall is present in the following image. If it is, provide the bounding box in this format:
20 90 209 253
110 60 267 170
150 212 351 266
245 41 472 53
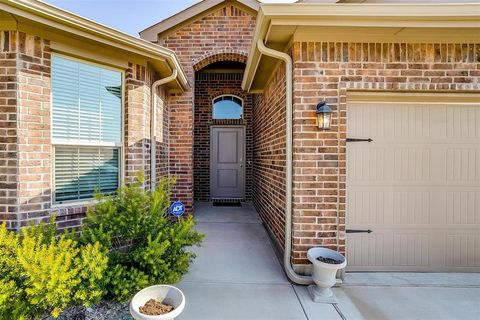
252 63 287 251
0 30 170 230
156 86 170 179
158 3 256 210
16 32 52 228
125 63 171 186
194 71 253 201
0 31 18 229
125 63 155 187
291 42 480 266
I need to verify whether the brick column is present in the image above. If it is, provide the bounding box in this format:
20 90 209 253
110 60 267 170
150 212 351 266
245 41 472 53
168 90 194 212
0 31 18 229
16 32 52 228
124 63 152 187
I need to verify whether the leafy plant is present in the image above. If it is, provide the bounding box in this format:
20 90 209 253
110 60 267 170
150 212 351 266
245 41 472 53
81 174 203 301
0 220 108 319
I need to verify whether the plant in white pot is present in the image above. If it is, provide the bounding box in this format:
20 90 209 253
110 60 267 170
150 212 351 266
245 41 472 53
130 285 185 320
307 247 346 303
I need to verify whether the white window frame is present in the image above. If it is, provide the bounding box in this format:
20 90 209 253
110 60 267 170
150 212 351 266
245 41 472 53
51 53 125 206
212 94 244 120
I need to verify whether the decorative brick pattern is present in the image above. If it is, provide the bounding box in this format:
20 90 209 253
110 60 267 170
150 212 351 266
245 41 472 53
193 51 248 71
0 31 18 229
194 71 253 201
252 64 287 251
290 41 480 265
159 3 256 212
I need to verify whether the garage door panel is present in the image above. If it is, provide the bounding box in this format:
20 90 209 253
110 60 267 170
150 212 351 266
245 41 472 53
349 146 433 184
349 145 480 186
347 100 480 272
348 230 480 271
446 148 480 183
348 231 432 269
445 233 480 268
348 187 480 226
446 105 480 139
347 188 432 225
393 232 430 267
392 192 431 225
348 103 435 140
446 191 480 225
348 233 388 268
349 103 480 142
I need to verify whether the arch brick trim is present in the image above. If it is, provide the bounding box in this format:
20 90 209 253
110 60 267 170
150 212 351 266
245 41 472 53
192 50 248 71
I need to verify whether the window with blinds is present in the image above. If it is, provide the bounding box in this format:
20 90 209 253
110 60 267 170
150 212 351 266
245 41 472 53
52 55 122 203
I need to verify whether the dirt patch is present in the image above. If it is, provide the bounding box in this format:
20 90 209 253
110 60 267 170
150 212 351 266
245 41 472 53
139 299 174 316
317 256 343 264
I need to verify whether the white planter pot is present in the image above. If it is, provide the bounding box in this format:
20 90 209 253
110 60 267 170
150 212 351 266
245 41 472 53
130 285 185 320
307 247 346 303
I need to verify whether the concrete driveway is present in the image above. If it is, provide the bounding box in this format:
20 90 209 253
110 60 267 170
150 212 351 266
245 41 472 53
334 273 480 320
177 202 480 320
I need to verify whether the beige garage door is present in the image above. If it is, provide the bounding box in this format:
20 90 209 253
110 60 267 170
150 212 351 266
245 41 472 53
346 94 480 272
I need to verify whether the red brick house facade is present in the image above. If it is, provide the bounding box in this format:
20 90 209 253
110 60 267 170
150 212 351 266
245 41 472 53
1 0 480 274
0 1 188 230
241 3 480 272
290 41 480 266
142 1 257 210
141 0 480 273
194 70 254 201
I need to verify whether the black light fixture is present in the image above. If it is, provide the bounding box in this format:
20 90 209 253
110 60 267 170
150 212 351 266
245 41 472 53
316 100 332 130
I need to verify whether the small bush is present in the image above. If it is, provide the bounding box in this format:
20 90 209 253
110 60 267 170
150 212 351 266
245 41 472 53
0 220 108 319
81 174 203 301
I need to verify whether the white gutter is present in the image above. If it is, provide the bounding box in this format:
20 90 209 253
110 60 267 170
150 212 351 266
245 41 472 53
150 69 178 190
256 39 313 286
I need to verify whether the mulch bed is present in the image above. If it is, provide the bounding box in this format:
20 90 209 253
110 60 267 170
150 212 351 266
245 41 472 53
44 301 132 320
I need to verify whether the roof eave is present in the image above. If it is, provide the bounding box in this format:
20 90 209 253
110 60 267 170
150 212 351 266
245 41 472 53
139 0 260 42
243 3 480 92
2 0 189 91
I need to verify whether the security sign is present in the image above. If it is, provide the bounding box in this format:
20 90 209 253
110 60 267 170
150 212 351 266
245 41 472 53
170 201 185 217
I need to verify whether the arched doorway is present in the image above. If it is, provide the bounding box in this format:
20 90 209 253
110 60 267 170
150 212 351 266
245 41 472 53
193 55 253 202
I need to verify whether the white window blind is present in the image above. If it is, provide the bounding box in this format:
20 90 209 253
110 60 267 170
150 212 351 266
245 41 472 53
52 55 122 203
54 147 119 202
52 55 122 145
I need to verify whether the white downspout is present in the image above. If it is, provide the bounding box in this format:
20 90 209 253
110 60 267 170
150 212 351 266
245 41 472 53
151 69 178 190
256 39 313 285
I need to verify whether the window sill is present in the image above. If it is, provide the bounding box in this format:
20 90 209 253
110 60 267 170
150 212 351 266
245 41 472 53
51 199 98 210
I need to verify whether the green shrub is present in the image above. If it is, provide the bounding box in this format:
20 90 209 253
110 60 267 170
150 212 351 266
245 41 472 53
0 220 108 319
81 174 203 301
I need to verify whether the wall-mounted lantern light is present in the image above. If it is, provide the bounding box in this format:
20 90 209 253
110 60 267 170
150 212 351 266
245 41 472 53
316 101 332 130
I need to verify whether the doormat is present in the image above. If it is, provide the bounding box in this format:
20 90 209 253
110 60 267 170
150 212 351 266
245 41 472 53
212 201 242 207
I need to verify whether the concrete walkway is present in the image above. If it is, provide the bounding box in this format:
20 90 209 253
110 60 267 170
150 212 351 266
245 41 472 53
176 202 480 320
176 202 341 320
